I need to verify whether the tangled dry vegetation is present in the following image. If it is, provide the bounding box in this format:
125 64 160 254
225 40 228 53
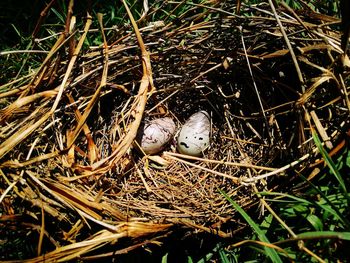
0 1 349 261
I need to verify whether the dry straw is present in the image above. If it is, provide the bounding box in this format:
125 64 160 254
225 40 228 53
0 1 349 261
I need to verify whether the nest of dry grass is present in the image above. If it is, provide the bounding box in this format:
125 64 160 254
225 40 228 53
1 1 349 261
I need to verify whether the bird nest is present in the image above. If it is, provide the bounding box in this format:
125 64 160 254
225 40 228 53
1 2 349 261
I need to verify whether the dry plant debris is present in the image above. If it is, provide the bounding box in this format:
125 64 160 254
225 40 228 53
0 1 349 261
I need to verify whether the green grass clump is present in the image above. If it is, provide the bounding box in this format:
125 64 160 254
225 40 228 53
212 143 350 262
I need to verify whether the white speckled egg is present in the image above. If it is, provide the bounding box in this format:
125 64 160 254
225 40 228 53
177 111 210 156
139 117 176 155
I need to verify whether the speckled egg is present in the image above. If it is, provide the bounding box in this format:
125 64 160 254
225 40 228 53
138 117 176 155
177 111 210 156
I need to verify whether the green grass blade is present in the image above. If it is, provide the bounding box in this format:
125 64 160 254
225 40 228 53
219 189 283 263
10 24 22 38
296 231 350 240
297 173 350 228
259 191 349 227
161 252 168 263
218 247 230 263
275 231 350 246
50 7 65 24
312 131 348 196
306 214 323 231
197 243 220 263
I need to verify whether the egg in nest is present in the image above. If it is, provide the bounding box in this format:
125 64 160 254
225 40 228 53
177 111 210 156
138 117 176 155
